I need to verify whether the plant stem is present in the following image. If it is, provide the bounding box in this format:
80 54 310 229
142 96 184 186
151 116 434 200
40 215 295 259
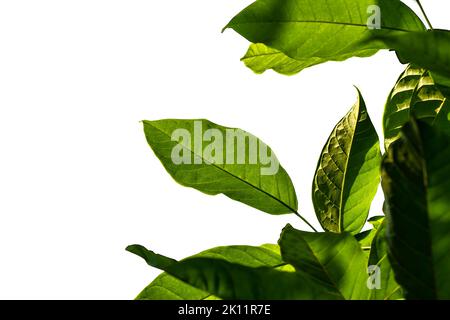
416 0 433 30
294 211 318 232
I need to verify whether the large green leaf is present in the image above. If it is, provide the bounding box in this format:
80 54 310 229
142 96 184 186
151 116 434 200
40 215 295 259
128 245 341 300
378 30 450 78
312 90 381 234
383 65 449 149
381 120 450 299
128 245 285 300
367 221 402 300
225 0 425 74
143 119 298 215
278 224 370 299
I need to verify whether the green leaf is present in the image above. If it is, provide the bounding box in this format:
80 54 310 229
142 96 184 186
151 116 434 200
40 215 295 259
432 72 450 89
383 65 449 149
278 224 370 300
143 119 298 215
128 245 286 300
381 119 450 299
129 245 341 300
355 216 384 248
135 273 209 300
378 30 450 78
433 99 450 135
367 221 403 300
383 65 426 148
312 90 381 234
241 43 324 75
225 0 425 74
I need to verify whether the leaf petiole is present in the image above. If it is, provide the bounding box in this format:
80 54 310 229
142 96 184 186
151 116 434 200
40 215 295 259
416 0 433 30
294 211 318 232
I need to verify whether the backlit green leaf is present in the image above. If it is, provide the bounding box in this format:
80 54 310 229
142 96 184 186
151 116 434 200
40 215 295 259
128 245 285 300
225 0 424 74
278 224 370 299
128 245 341 300
383 65 449 149
143 119 298 215
355 216 385 248
241 43 324 75
367 221 403 300
382 120 450 299
312 90 381 234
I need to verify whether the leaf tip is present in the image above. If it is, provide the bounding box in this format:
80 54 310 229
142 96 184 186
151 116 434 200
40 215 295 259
221 24 231 34
126 244 145 255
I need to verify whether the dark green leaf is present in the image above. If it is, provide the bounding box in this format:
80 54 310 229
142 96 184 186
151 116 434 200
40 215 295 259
431 72 450 89
378 30 450 78
382 119 450 299
433 99 450 135
312 90 381 234
143 119 298 215
126 245 176 269
278 224 370 299
167 258 341 300
225 0 424 74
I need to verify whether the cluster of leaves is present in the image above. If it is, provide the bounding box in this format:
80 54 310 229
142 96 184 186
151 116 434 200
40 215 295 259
128 0 450 299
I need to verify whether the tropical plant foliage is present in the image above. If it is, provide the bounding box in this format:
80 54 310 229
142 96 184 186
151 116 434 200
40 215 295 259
128 0 450 300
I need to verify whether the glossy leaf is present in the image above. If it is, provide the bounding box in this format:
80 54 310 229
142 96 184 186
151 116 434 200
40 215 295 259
225 0 424 74
312 90 381 234
383 65 449 149
382 120 450 299
279 224 370 300
367 221 403 300
378 30 450 78
128 245 341 300
143 119 298 215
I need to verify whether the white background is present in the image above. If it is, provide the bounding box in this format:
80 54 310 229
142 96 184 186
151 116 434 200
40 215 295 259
0 0 447 299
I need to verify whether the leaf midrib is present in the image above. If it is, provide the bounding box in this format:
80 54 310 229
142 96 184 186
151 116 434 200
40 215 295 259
228 20 417 33
338 103 359 232
147 122 297 213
